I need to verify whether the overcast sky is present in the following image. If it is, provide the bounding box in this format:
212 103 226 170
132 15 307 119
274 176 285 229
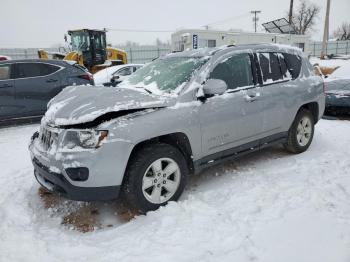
1 0 349 48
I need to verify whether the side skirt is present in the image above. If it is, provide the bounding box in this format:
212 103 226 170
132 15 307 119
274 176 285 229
193 132 288 174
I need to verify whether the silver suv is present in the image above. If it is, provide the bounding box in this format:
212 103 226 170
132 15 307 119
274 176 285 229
29 44 325 212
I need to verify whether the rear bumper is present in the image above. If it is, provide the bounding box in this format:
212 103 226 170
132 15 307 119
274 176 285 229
326 93 350 108
32 157 120 201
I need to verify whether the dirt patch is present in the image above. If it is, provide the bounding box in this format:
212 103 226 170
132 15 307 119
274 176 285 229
38 186 136 232
38 186 61 208
62 206 99 233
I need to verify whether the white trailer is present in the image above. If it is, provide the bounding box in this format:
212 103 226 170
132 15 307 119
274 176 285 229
171 29 311 54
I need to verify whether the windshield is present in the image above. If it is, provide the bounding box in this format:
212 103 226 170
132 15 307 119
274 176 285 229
70 31 90 52
121 56 208 94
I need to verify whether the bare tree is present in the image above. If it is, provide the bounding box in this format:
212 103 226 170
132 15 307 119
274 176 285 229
290 0 320 34
332 22 350 40
155 38 170 46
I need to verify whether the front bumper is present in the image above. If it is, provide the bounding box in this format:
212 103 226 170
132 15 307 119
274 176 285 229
29 129 134 201
33 157 120 201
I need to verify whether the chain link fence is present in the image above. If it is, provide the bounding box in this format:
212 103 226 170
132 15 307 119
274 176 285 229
0 46 171 64
1 41 349 62
118 46 171 63
308 40 350 57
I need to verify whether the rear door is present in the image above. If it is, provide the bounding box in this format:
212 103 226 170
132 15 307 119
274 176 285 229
257 52 302 140
13 62 62 116
0 63 16 120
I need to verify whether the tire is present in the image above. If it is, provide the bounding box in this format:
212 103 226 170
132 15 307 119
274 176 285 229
122 143 189 213
285 108 315 154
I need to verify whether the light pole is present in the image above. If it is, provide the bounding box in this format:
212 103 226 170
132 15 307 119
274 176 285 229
321 0 331 59
288 0 294 24
251 10 261 33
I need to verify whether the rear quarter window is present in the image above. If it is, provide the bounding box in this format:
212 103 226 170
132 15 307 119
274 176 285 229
67 63 89 75
41 64 60 75
283 53 302 79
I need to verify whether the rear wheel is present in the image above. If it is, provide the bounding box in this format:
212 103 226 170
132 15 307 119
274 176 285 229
285 109 315 153
122 143 188 213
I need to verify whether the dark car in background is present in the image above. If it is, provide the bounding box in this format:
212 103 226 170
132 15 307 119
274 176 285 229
0 59 93 124
324 65 350 115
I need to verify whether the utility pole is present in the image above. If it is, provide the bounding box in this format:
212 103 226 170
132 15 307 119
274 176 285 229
288 0 294 24
320 0 331 59
251 10 261 33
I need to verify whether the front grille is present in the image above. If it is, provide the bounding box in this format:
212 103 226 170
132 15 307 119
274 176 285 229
39 126 58 151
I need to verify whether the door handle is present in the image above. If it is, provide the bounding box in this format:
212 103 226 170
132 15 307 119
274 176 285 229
244 92 260 102
46 79 58 83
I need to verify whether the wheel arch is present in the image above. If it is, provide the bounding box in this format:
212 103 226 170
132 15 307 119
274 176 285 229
298 102 319 124
126 132 194 176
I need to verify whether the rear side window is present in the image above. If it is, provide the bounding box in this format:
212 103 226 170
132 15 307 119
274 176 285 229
15 63 60 78
0 64 11 80
133 66 141 72
258 53 283 83
115 67 132 76
283 53 302 79
277 53 292 79
210 53 253 90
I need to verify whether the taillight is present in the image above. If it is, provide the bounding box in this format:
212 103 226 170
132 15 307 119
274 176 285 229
0 57 7 61
79 74 93 82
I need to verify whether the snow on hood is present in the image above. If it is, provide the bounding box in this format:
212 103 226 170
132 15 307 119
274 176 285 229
43 85 175 126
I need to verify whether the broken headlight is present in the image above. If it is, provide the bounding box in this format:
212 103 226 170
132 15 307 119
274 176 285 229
62 130 108 149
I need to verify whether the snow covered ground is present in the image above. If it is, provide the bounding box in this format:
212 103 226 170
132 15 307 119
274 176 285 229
1 119 350 262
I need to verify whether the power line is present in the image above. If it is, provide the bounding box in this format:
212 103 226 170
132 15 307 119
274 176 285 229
203 12 251 28
106 28 173 33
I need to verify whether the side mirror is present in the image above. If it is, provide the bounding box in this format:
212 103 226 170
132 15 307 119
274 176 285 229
203 79 227 96
111 75 120 82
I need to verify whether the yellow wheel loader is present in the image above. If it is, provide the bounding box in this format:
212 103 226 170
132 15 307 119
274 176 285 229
38 29 127 74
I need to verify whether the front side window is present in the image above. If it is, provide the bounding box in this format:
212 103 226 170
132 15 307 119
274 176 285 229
122 57 208 93
209 53 253 90
0 64 11 80
15 63 59 78
70 32 90 52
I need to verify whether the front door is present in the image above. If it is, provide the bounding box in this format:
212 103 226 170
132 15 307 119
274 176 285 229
199 52 264 160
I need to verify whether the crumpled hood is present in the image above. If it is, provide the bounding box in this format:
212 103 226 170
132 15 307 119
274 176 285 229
43 85 176 126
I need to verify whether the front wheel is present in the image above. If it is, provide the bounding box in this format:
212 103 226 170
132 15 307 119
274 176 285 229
285 109 315 154
122 143 188 213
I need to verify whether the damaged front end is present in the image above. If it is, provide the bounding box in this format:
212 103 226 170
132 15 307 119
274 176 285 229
29 85 172 201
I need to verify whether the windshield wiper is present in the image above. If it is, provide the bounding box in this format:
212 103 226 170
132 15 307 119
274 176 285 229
144 88 153 94
136 86 153 94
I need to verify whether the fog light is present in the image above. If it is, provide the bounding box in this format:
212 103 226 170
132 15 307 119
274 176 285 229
65 167 89 181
